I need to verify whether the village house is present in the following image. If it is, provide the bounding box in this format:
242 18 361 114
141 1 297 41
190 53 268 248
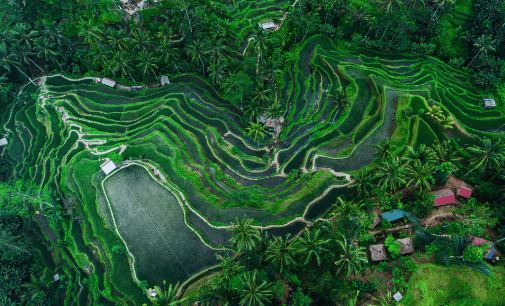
398 237 415 255
483 98 496 109
100 159 117 175
161 75 170 86
258 20 276 30
471 237 499 261
369 243 388 262
431 188 456 207
100 77 117 88
380 209 407 223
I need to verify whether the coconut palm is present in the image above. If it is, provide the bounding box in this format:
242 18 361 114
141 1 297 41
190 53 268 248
238 271 273 306
374 156 407 191
246 122 267 143
335 236 368 277
207 59 227 85
468 34 496 66
217 253 241 282
137 50 159 79
77 19 104 47
405 144 435 164
265 235 296 273
187 39 206 74
148 280 183 306
294 228 330 266
374 139 394 162
427 139 461 167
230 218 261 252
106 28 128 52
351 167 374 197
466 137 505 174
405 159 435 192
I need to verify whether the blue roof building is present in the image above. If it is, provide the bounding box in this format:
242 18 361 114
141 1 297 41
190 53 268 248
381 209 406 223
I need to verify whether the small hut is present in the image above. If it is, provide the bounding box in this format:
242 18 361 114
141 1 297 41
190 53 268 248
53 274 60 282
100 159 117 175
393 292 403 302
0 137 8 147
431 188 456 207
483 98 496 109
258 20 276 30
398 237 415 255
101 78 117 88
369 244 388 262
457 186 473 199
381 209 406 223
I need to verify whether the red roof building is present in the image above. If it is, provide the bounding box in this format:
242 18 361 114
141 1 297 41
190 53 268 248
457 186 473 199
471 237 497 261
431 188 456 207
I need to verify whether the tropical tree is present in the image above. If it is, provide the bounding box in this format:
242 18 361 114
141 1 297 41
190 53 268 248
294 228 330 266
148 280 183 306
137 50 159 79
374 139 394 162
374 156 407 192
466 137 505 174
405 159 435 192
265 235 296 273
351 167 374 197
187 39 207 74
334 236 368 277
238 271 273 306
246 122 267 144
77 18 104 48
230 218 261 252
468 34 496 67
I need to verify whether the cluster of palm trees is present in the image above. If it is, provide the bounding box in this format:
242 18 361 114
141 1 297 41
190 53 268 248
191 216 368 305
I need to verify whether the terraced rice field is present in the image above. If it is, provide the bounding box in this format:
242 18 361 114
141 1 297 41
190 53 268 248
2 35 504 303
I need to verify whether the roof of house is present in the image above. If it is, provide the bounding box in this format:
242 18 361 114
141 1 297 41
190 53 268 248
471 236 491 247
393 291 403 302
471 237 497 260
101 78 116 88
431 188 456 206
100 159 117 175
0 137 8 146
369 244 388 261
258 21 276 30
457 186 473 198
381 209 406 222
53 274 60 282
483 98 496 108
398 237 415 255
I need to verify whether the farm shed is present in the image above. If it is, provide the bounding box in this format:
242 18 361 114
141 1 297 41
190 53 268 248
457 186 473 198
431 188 456 207
483 98 496 109
398 237 414 255
101 78 117 88
369 244 388 262
393 291 403 302
0 137 7 146
381 209 406 223
100 159 117 175
258 20 276 30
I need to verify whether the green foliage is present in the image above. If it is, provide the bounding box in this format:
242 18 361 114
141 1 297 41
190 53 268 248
107 152 123 164
384 234 401 259
228 186 265 208
291 287 312 306
463 245 484 263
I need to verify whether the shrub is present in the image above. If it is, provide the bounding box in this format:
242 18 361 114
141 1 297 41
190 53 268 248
385 234 401 258
463 245 483 263
107 152 123 164
291 288 312 306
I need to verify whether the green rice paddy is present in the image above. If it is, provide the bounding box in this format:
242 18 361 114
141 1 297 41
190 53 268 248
2 35 504 304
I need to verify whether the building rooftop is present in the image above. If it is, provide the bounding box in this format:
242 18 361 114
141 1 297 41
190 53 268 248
483 98 496 109
101 78 117 88
161 75 170 86
369 244 388 261
258 20 276 30
457 186 473 199
393 291 403 302
398 237 415 255
100 159 117 175
381 209 406 223
0 137 7 146
431 188 456 207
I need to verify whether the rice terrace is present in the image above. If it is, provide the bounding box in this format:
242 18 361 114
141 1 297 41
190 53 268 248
1 0 505 305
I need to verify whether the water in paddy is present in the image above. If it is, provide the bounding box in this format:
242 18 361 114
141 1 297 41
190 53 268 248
103 165 217 284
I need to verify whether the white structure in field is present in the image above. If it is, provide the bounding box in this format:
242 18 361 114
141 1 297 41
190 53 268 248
161 75 170 86
100 159 117 175
393 291 403 302
483 98 496 109
100 77 117 88
53 274 60 282
0 137 8 146
258 20 276 30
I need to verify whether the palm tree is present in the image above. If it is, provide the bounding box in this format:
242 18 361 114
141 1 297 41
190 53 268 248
427 139 461 167
205 39 227 64
351 168 374 197
468 34 496 67
137 50 159 79
405 159 435 192
187 39 206 74
265 235 296 273
217 253 241 282
335 236 368 277
252 87 272 107
374 156 407 191
246 122 267 144
466 137 505 174
207 59 227 85
405 144 435 164
0 45 34 83
148 280 183 306
294 228 330 266
106 28 128 52
77 19 104 47
230 218 261 252
238 271 273 306
374 139 394 162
